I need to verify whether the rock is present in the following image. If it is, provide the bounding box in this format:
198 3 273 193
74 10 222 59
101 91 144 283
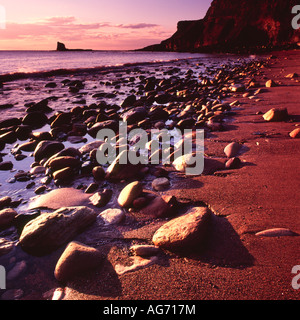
289 128 300 139
19 206 97 254
54 241 103 282
33 140 64 162
48 156 81 172
152 206 211 252
263 108 288 122
92 166 105 181
265 79 278 87
0 196 12 209
79 141 105 154
121 94 136 108
106 150 144 181
29 166 46 175
0 208 18 229
225 157 241 169
0 161 13 171
255 228 298 237
152 177 170 191
84 183 99 194
87 120 118 138
89 189 113 208
0 131 17 144
139 194 174 218
230 84 245 92
35 186 47 194
172 153 205 175
18 140 39 152
122 107 147 125
53 167 74 181
13 210 41 234
29 188 91 210
224 142 242 158
51 112 72 128
130 245 160 257
22 112 48 128
99 208 125 225
118 181 143 208
285 73 298 79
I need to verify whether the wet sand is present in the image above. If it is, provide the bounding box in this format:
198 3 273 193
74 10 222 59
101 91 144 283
0 50 299 301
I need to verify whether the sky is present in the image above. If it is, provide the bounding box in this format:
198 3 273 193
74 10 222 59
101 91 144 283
0 0 212 50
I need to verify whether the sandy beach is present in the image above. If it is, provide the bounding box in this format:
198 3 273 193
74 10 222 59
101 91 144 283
0 49 299 301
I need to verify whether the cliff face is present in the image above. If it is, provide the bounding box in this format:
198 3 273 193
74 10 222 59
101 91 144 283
142 0 300 52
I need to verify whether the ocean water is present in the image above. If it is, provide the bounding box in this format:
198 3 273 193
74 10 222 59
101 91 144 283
0 50 213 76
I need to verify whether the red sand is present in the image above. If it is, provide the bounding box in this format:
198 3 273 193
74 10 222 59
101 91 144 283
54 50 300 301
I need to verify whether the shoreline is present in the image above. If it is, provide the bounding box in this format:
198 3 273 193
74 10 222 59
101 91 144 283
0 49 299 300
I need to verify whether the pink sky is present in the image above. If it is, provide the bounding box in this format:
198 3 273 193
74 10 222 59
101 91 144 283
0 0 212 50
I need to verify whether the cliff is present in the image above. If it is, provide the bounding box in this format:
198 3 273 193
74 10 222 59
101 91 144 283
142 0 300 53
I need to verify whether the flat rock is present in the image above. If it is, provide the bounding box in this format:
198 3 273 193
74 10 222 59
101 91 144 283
29 188 91 210
255 228 298 237
152 206 211 252
54 241 103 282
19 206 97 254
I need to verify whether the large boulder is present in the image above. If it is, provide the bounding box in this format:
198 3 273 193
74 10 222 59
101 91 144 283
19 206 97 255
152 206 211 252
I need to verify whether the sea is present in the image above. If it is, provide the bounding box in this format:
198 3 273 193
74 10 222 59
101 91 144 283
0 50 219 76
0 50 258 78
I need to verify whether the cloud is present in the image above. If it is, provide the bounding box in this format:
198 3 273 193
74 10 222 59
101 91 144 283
0 16 166 50
116 23 159 29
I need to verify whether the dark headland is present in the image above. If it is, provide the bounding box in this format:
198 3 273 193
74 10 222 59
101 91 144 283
140 0 300 53
56 41 92 52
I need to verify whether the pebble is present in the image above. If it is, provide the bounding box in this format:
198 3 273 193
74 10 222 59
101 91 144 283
89 189 113 208
0 196 12 209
